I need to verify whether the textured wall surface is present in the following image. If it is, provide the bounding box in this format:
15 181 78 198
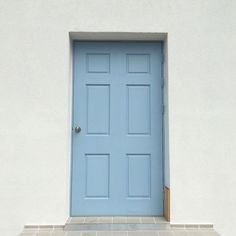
0 1 236 236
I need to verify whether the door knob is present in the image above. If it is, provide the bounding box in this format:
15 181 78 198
74 126 81 133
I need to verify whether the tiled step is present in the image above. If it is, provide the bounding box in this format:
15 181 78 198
65 217 170 231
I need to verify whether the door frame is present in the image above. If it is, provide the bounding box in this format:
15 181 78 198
68 33 169 218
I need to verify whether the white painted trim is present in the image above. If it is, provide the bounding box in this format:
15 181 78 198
67 36 74 218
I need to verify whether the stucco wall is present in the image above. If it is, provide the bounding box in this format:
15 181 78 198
0 1 236 236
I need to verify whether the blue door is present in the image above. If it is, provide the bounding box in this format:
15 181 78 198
71 42 163 216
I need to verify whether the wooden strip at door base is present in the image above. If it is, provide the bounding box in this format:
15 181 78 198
164 186 170 221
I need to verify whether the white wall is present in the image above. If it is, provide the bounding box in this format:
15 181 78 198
0 1 236 236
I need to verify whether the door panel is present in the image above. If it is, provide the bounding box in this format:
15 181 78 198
71 42 163 216
86 85 110 135
127 85 151 135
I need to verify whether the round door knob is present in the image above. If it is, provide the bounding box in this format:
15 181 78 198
74 126 81 133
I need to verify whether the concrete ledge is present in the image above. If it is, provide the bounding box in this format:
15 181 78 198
69 32 167 41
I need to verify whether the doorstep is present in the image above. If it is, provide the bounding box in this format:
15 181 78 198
65 217 169 231
20 217 220 236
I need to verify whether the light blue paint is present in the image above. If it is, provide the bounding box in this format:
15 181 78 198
71 42 164 216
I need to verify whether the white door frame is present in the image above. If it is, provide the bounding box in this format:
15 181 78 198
67 32 169 218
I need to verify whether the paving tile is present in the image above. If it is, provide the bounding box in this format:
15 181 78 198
50 230 66 236
21 229 37 234
141 217 155 224
158 231 173 236
66 231 82 236
128 231 157 236
81 232 97 236
20 233 36 236
98 217 113 223
186 231 204 236
97 231 128 236
154 217 167 223
185 225 199 230
199 225 213 230
84 217 98 223
24 226 39 230
54 226 65 230
113 217 127 223
126 217 141 223
201 232 220 236
170 225 185 230
35 231 51 236
70 217 85 224
66 232 82 236
172 231 189 236
39 226 54 230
